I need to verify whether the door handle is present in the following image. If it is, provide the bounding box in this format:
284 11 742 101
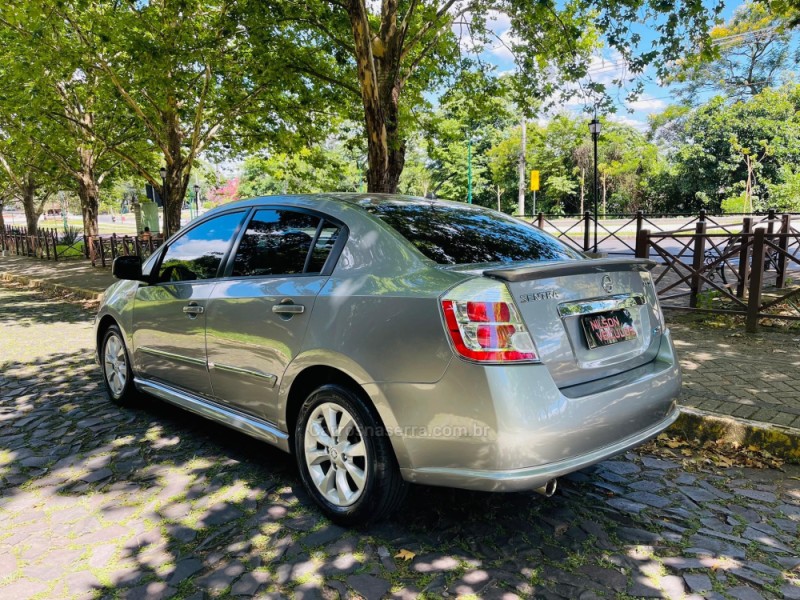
183 303 204 315
272 302 305 315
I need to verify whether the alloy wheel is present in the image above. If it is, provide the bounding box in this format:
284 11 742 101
303 402 368 507
103 333 128 399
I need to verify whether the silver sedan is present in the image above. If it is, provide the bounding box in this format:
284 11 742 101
96 194 681 525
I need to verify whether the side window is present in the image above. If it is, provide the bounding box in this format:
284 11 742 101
231 210 343 277
232 209 321 277
306 221 341 273
157 212 244 283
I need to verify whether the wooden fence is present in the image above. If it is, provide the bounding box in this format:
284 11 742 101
84 234 164 267
0 226 65 260
634 212 800 332
1 225 163 266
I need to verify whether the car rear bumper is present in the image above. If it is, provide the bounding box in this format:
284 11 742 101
375 329 681 491
399 402 679 491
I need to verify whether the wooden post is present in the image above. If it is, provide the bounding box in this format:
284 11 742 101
737 217 752 298
766 208 776 271
100 238 107 268
635 210 643 237
699 209 706 223
689 221 706 308
635 228 650 259
43 230 50 260
52 230 58 262
536 211 544 229
746 228 766 333
776 214 790 288
111 233 117 260
583 210 591 252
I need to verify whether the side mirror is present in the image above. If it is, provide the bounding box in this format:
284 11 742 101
112 255 148 282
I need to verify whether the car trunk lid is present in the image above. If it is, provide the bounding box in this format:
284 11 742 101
484 258 663 389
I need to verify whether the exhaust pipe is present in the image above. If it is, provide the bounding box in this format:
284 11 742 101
534 478 558 497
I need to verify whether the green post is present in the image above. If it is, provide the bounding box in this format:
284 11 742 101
467 138 472 204
60 192 68 231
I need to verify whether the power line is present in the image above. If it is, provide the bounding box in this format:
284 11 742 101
582 25 787 76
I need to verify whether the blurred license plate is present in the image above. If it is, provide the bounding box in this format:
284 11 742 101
581 309 637 349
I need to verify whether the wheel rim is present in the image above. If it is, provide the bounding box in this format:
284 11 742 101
303 402 368 507
103 333 128 398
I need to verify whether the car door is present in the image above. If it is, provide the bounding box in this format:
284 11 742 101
131 210 247 397
205 208 345 424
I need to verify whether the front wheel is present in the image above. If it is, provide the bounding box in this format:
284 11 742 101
294 384 407 526
100 324 139 406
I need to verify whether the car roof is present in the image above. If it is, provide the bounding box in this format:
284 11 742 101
203 193 486 216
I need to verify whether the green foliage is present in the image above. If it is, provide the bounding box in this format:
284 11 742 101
239 140 364 198
668 2 797 103
721 192 750 214
766 165 800 210
672 85 800 212
60 225 81 246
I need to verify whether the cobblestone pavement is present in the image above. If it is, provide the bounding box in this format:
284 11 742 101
671 319 800 429
1 282 799 600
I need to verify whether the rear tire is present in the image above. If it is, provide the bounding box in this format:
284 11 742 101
294 384 407 526
100 324 139 406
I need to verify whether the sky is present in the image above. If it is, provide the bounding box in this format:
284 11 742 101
462 0 794 130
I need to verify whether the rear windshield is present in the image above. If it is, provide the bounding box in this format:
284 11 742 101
363 201 583 265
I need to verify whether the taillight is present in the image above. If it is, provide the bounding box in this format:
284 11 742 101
441 278 539 363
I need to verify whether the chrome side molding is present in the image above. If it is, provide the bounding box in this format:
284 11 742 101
208 362 278 387
139 346 207 367
134 378 290 451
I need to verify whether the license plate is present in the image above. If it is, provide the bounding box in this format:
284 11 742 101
581 309 637 349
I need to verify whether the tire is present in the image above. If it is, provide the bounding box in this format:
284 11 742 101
294 384 408 526
100 324 139 406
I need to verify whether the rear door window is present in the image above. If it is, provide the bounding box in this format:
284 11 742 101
362 201 582 265
231 209 342 277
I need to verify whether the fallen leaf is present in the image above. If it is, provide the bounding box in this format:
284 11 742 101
395 549 415 561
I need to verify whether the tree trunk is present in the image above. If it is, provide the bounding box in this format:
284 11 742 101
160 109 191 237
0 201 4 230
78 177 100 238
346 0 407 194
22 178 42 234
160 161 190 237
579 168 585 214
601 174 608 217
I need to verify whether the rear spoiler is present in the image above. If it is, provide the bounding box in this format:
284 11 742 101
483 258 656 283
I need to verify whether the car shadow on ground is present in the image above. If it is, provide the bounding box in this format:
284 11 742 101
1 350 799 599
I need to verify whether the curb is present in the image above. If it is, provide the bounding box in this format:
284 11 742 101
669 407 800 463
0 271 104 302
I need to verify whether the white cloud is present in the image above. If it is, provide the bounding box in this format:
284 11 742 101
608 114 648 131
626 97 666 111
489 29 521 62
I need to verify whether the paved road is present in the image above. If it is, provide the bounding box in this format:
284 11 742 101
1 283 799 599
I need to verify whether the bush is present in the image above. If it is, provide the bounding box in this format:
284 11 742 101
61 225 81 246
720 193 749 214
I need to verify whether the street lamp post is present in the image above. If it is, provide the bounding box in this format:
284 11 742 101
194 184 200 217
588 117 601 253
159 166 168 235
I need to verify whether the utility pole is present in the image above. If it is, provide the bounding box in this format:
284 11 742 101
589 114 601 253
518 118 526 216
467 138 472 204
